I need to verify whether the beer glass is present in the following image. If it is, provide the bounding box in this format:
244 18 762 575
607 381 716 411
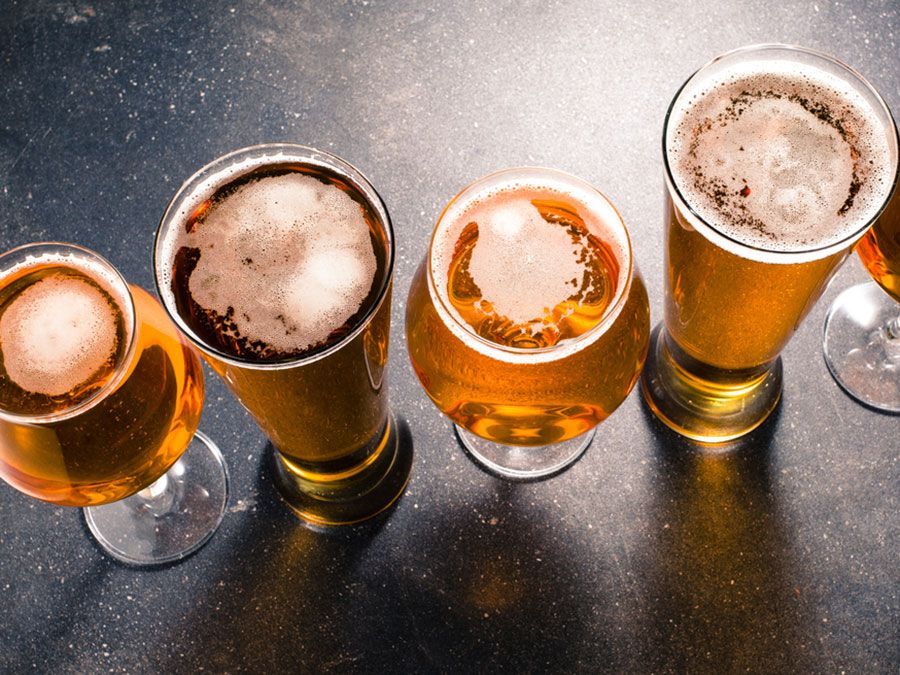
0 242 227 565
641 44 899 442
824 176 900 412
406 167 650 480
154 144 410 526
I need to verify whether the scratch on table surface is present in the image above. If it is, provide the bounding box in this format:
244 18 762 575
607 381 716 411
243 74 289 95
394 565 438 667
4 127 52 180
828 393 847 431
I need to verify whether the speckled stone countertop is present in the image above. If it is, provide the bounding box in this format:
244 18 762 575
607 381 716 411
1 1 898 672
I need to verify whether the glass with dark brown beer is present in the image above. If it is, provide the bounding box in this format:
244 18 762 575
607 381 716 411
155 144 409 526
0 242 227 565
641 44 899 442
824 172 900 412
406 167 650 480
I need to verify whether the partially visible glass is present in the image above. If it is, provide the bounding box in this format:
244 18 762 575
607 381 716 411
824 178 900 412
406 167 650 480
0 242 227 565
641 44 900 442
154 144 410 526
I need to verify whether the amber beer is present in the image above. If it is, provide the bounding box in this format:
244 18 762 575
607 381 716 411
857 187 900 302
406 167 650 479
155 144 408 525
0 245 203 506
641 45 899 442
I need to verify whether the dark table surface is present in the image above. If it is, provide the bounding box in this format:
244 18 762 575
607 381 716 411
1 1 898 672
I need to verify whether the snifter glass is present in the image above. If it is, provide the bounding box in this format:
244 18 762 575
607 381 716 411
406 167 650 480
154 144 410 526
641 44 900 443
0 242 228 565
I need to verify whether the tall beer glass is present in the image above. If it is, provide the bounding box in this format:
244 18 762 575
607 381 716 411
154 144 410 526
406 168 650 480
824 178 900 412
641 44 899 442
0 242 227 565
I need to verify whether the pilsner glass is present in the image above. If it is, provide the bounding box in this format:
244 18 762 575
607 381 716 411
0 242 227 565
406 167 650 480
824 178 900 412
154 144 410 526
641 44 900 442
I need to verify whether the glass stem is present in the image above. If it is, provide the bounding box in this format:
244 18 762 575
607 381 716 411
135 462 182 517
886 314 900 341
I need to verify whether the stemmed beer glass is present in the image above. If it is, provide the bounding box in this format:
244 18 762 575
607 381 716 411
0 242 228 565
406 167 650 480
824 179 900 412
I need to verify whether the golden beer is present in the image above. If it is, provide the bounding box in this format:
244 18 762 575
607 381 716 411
664 194 850 371
406 167 649 478
857 187 900 302
155 144 408 525
642 45 899 442
0 246 203 506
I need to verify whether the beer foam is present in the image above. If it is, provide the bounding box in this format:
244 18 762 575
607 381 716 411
459 196 596 324
667 59 896 252
0 273 119 397
431 171 631 352
176 171 377 353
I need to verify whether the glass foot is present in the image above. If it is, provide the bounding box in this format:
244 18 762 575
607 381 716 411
823 282 900 414
84 431 229 565
455 424 594 481
272 414 412 527
640 324 783 443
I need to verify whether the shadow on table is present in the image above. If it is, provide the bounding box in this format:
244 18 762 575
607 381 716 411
159 417 600 671
376 479 599 672
633 399 815 671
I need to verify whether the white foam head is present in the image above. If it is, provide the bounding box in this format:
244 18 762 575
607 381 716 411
166 170 377 353
430 169 632 360
0 259 124 397
667 58 896 253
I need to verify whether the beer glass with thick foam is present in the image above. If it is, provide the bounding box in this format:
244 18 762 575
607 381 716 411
406 168 650 480
0 242 227 565
641 44 899 442
155 144 409 526
824 176 900 412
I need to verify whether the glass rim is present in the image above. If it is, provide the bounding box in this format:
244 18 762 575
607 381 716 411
153 143 395 371
426 165 636 358
662 43 900 260
0 241 139 425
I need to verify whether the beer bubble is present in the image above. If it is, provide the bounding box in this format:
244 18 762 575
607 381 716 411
0 273 119 397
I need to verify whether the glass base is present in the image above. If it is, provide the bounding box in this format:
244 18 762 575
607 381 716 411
83 431 229 566
272 414 412 527
823 282 900 413
455 425 594 481
640 324 783 444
